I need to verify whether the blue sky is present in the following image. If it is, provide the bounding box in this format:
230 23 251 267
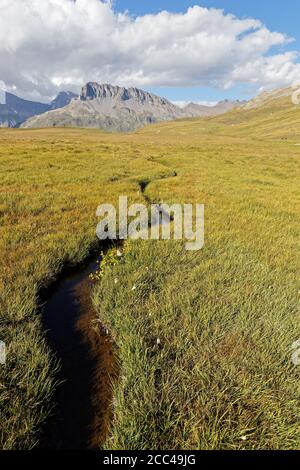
115 0 300 103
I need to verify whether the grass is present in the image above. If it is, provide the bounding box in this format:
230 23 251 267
0 92 300 449
0 128 168 448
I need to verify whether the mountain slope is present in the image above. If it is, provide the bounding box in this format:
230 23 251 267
49 91 78 110
21 83 186 131
0 93 49 127
0 91 78 127
0 103 19 127
213 86 300 140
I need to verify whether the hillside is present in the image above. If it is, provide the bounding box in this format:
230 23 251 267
140 86 300 142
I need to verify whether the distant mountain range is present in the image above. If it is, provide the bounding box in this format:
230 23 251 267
1 82 245 131
0 91 77 128
182 99 245 117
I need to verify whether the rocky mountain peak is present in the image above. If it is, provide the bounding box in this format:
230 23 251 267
80 82 168 106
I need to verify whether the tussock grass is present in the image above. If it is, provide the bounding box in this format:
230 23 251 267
0 94 300 449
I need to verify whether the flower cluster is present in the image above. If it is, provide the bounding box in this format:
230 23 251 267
89 247 123 282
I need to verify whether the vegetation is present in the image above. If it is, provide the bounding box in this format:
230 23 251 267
0 128 165 448
0 92 299 449
89 248 124 282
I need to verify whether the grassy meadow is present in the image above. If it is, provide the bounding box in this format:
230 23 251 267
0 93 300 449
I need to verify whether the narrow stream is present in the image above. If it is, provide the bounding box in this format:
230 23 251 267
41 251 117 449
40 179 174 449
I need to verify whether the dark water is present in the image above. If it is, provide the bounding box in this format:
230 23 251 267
41 256 100 449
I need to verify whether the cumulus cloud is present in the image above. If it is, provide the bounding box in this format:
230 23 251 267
0 0 300 100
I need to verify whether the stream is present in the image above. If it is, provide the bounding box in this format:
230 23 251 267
40 179 173 449
41 251 117 449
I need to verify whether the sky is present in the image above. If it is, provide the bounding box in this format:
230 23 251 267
0 0 300 104
115 0 300 103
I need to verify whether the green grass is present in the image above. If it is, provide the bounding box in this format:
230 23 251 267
0 92 300 449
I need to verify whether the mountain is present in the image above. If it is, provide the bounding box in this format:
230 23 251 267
183 99 245 117
0 93 49 128
0 91 78 127
49 91 78 110
21 82 186 131
0 103 19 127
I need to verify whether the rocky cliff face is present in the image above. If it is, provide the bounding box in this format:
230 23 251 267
80 82 168 106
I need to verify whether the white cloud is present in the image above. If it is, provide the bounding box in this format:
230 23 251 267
0 0 300 100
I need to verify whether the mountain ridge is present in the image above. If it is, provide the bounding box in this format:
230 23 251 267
21 82 248 132
0 91 78 128
3 84 297 132
183 99 245 117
